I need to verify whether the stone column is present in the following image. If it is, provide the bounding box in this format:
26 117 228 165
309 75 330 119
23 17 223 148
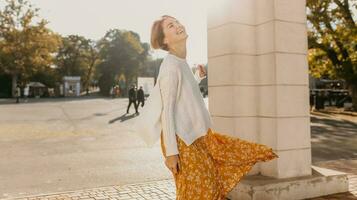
208 0 348 199
208 0 263 175
255 0 311 179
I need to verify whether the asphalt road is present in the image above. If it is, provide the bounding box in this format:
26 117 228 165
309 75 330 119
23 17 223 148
0 98 171 199
0 97 356 199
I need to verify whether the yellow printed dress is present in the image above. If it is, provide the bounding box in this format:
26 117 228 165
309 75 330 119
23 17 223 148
160 128 279 200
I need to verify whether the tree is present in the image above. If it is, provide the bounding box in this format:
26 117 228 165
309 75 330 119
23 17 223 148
307 0 357 110
139 58 163 83
55 35 99 93
83 41 100 95
0 0 60 96
96 29 149 96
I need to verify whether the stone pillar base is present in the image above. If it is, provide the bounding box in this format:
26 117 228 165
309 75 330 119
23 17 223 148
227 166 349 200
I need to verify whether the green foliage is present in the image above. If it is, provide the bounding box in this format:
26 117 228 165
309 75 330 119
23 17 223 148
55 35 99 89
139 58 163 78
29 68 58 88
0 0 151 97
0 0 61 82
96 29 149 96
307 0 357 110
0 74 12 97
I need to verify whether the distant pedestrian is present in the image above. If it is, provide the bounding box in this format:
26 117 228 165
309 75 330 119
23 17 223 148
118 85 122 97
110 86 115 98
115 86 120 97
24 85 29 103
127 85 138 114
309 90 315 111
315 91 325 110
136 86 145 108
15 85 21 103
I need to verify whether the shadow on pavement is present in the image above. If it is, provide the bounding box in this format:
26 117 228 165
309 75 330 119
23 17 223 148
108 113 138 123
311 114 357 162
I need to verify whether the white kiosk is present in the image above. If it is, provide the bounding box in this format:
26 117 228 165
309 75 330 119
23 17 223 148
63 76 81 97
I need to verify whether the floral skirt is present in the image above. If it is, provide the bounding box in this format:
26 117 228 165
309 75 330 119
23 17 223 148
160 128 279 200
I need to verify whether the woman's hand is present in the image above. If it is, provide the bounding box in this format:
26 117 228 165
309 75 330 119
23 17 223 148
197 64 206 78
165 154 180 175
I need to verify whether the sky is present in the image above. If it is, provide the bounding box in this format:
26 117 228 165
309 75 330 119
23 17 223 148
27 0 208 66
2 1 355 67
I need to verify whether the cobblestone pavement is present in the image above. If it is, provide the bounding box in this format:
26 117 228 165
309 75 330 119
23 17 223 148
2 174 356 200
2 180 176 200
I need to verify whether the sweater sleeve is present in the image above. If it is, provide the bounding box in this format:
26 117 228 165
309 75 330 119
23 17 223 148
194 68 206 84
159 65 180 156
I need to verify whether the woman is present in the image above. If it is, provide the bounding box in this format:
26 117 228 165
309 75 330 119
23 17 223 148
149 15 278 200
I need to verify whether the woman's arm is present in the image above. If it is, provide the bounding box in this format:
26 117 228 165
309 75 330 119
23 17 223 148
159 65 180 156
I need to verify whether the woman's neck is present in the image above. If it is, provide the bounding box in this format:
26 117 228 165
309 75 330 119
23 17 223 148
169 43 187 60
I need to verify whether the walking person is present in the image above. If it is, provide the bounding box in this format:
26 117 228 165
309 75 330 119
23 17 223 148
110 86 114 98
315 90 325 110
24 84 29 103
15 84 21 103
127 85 138 114
134 15 279 200
136 86 145 108
309 90 315 111
116 86 121 98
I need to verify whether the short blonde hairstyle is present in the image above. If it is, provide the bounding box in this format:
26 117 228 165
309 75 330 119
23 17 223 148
150 15 175 51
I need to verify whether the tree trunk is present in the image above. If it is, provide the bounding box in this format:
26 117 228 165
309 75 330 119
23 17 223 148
11 74 18 98
84 60 95 95
351 84 357 111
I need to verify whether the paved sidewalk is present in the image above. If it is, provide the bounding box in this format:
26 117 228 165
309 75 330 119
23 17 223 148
2 180 176 200
2 174 356 200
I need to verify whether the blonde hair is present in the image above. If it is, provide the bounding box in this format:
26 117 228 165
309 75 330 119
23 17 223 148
150 15 175 51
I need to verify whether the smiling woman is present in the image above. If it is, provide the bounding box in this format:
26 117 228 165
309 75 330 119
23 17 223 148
151 15 189 53
132 15 279 200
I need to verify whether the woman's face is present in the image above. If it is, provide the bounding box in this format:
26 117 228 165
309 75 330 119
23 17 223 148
162 17 188 49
